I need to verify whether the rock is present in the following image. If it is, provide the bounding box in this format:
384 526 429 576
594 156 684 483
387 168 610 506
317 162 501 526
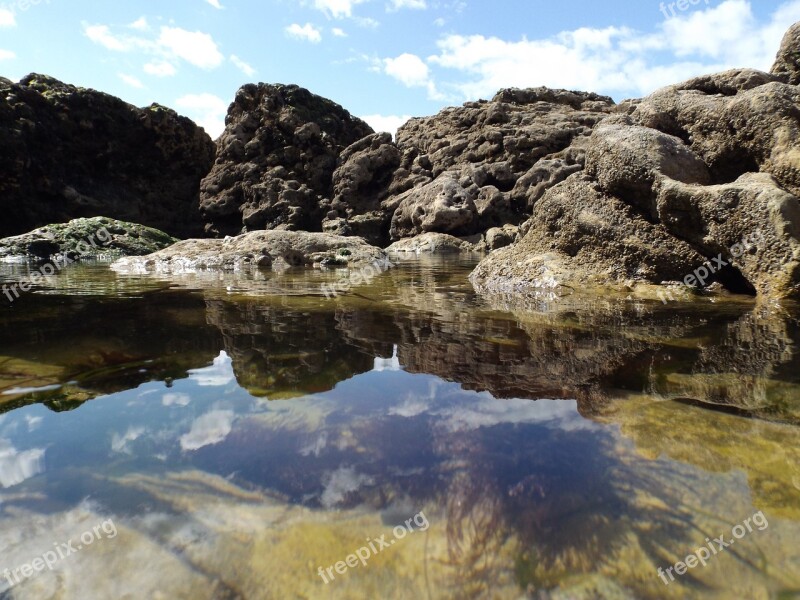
199 84 374 236
111 230 387 274
323 132 403 246
480 225 519 252
657 173 800 299
385 232 480 254
389 173 479 240
381 88 615 241
0 217 177 260
585 119 710 218
472 23 800 302
628 72 800 195
771 21 800 85
470 174 709 295
0 74 215 239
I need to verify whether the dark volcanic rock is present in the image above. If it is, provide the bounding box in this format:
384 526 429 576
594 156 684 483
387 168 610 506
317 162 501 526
472 23 800 302
323 87 615 245
0 74 215 239
199 84 374 237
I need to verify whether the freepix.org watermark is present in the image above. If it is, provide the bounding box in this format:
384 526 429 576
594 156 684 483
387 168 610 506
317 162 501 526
3 519 117 590
317 511 429 584
658 229 764 303
1 226 112 304
321 255 395 299
1 0 51 15
659 0 712 20
657 510 768 585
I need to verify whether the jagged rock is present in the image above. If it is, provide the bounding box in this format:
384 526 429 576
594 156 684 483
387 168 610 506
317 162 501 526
627 70 800 195
472 23 800 302
322 132 405 245
199 84 373 237
0 74 215 239
0 217 177 260
389 173 480 240
385 232 480 254
380 88 615 241
111 230 386 274
470 174 709 295
772 21 800 85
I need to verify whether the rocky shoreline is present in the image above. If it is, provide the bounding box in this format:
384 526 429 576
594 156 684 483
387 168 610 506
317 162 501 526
1 23 799 302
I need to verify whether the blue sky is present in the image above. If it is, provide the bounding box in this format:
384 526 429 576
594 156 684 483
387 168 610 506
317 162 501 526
1 0 799 138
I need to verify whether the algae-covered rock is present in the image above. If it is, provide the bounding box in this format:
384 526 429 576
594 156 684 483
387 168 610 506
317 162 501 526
0 217 178 260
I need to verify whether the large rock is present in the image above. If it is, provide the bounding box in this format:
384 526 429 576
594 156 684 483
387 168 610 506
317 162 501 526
472 23 800 302
199 84 374 237
0 217 177 260
111 230 387 274
0 74 215 239
317 87 615 246
470 174 709 295
772 21 800 85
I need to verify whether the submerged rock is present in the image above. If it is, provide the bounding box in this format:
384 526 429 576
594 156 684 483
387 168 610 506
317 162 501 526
472 23 800 302
0 74 215 239
385 232 481 254
111 230 387 274
0 217 177 260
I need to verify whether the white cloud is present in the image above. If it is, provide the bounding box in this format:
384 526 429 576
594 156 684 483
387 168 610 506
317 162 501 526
361 114 412 137
332 27 348 37
84 24 130 51
83 23 225 73
286 23 323 43
186 350 236 384
230 54 256 77
320 466 374 508
388 0 427 10
206 0 224 8
111 426 145 453
0 49 15 61
144 60 177 77
180 410 235 451
312 0 368 19
383 52 430 87
129 16 149 31
119 73 145 88
157 26 224 69
0 8 16 27
0 440 45 488
163 393 191 407
425 0 800 101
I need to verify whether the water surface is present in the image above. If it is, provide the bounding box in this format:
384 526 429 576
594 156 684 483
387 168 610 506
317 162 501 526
0 257 799 599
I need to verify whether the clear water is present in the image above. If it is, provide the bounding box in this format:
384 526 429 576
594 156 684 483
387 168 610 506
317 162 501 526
0 257 799 599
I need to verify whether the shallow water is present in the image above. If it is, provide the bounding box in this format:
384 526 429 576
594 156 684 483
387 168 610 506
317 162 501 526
0 257 799 599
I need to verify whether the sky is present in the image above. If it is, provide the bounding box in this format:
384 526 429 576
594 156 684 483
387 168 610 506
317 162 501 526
1 0 799 139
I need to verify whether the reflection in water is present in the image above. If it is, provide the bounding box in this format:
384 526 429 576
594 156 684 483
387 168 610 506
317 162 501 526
0 258 799 598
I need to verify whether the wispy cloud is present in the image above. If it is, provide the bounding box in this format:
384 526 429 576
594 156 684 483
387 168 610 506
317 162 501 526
286 22 323 43
0 8 16 28
0 49 15 61
311 0 368 19
388 0 427 11
205 0 224 8
118 73 145 88
230 54 256 77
